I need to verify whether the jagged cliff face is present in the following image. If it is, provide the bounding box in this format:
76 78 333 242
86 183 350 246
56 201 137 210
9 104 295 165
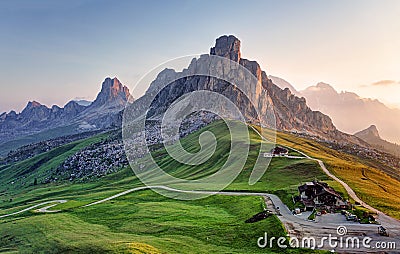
141 35 354 142
210 35 241 62
90 78 132 109
20 101 53 122
262 78 338 135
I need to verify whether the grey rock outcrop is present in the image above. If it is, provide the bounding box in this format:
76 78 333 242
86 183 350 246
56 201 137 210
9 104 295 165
210 35 241 62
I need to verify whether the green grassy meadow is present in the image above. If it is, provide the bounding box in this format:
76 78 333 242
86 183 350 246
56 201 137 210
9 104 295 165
1 120 391 253
0 191 283 253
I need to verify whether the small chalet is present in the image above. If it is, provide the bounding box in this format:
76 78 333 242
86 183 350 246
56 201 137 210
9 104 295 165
271 146 288 155
298 181 349 211
263 146 289 157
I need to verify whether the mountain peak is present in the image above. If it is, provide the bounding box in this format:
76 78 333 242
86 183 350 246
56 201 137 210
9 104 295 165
21 101 48 115
90 77 133 109
366 125 380 138
302 82 337 96
355 125 380 139
141 35 346 142
354 125 400 156
105 77 122 90
210 35 241 62
27 100 43 108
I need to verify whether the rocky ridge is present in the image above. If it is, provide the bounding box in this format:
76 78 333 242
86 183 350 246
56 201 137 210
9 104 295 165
0 78 133 151
132 35 362 144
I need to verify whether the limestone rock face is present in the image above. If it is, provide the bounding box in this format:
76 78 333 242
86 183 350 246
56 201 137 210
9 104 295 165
210 35 241 62
133 35 354 143
90 77 132 109
355 125 380 139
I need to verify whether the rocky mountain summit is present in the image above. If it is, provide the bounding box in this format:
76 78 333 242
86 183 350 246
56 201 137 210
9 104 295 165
0 100 86 133
355 125 400 157
210 35 241 62
355 125 381 140
300 82 400 145
89 77 132 109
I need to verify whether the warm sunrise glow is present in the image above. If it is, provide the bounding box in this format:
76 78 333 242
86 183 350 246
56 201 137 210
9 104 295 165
0 0 399 112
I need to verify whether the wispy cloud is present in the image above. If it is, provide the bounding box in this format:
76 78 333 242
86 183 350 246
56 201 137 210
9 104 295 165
371 80 400 86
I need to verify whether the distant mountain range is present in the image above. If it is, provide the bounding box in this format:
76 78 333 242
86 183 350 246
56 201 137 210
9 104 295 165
269 76 400 156
0 77 132 155
269 77 400 144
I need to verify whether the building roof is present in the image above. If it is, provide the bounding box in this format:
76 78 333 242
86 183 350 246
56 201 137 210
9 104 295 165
298 180 343 200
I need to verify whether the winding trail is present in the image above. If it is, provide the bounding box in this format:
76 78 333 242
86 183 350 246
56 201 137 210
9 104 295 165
0 200 66 219
84 186 150 207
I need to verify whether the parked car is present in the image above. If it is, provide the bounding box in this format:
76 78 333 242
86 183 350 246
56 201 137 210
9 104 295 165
346 214 357 221
378 226 389 237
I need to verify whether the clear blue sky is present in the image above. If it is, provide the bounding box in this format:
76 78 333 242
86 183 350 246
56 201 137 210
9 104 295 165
1 0 399 112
